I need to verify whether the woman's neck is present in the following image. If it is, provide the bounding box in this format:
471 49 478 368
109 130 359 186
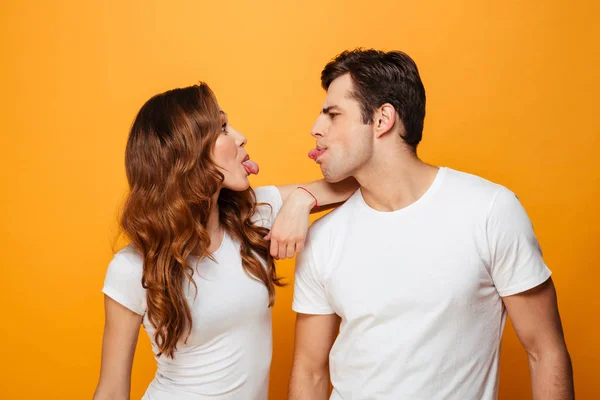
206 193 221 235
205 191 224 254
192 191 223 256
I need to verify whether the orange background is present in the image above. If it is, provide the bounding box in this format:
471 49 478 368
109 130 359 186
1 1 598 399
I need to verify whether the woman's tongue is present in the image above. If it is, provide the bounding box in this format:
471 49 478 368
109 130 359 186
242 159 259 175
308 148 326 161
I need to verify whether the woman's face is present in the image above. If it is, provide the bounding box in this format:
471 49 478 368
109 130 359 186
212 111 259 192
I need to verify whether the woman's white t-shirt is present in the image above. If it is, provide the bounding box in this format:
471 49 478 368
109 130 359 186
103 186 282 400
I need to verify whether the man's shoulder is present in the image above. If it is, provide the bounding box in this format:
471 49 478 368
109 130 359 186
443 167 508 204
306 189 361 241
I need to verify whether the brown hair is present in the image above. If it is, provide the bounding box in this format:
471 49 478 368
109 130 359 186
121 83 281 358
321 49 426 150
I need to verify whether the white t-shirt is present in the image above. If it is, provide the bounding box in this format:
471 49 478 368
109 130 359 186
292 167 551 400
103 186 282 400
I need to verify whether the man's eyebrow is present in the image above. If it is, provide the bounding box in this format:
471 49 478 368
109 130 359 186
322 105 342 114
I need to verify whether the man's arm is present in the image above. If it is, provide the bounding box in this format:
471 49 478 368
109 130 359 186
503 278 574 399
288 313 340 400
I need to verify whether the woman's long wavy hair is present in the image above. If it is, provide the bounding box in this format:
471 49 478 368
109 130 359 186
121 83 282 358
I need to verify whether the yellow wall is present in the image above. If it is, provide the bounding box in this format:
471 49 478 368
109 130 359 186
1 0 598 398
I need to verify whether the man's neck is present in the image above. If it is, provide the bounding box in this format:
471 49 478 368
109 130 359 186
355 152 439 212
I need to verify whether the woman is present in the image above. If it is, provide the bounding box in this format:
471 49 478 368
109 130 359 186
93 83 356 400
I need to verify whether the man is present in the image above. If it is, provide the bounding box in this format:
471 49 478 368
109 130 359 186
288 49 573 399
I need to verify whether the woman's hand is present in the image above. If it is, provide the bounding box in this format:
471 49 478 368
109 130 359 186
266 188 316 259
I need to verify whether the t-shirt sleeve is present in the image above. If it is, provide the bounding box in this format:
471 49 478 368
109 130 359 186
292 234 335 315
102 250 147 316
487 187 552 297
252 186 283 229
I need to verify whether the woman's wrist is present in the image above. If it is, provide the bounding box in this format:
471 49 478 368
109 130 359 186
292 186 318 209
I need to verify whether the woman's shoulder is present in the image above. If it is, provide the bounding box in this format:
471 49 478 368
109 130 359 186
106 244 144 280
103 244 146 315
113 244 143 267
251 186 283 229
253 186 282 206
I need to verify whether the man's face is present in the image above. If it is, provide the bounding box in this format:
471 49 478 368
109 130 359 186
310 74 373 182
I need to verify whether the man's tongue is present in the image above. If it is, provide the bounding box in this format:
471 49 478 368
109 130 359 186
308 148 326 161
242 159 259 175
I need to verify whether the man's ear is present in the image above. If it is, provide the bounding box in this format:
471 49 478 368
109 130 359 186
374 103 396 139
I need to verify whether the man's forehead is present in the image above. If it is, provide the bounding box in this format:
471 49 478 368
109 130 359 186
326 75 355 101
329 73 354 92
322 91 356 112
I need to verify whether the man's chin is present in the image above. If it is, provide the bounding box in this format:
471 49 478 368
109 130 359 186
322 170 344 184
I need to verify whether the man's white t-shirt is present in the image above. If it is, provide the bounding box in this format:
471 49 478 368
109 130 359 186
103 186 282 400
293 167 551 400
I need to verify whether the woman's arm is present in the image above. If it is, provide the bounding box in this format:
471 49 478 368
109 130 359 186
269 178 358 259
93 296 143 400
276 177 358 210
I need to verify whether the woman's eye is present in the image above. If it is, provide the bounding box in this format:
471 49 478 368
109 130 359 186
221 122 228 133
